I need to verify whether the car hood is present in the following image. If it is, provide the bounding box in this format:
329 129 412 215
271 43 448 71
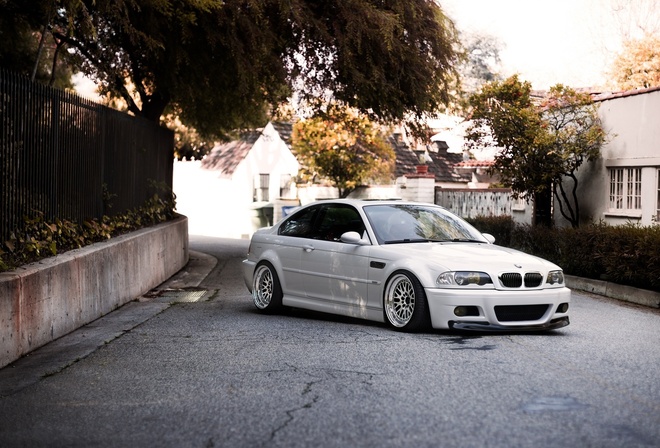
377 242 560 273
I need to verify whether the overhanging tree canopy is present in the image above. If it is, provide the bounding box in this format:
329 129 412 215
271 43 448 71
7 0 460 137
0 1 77 88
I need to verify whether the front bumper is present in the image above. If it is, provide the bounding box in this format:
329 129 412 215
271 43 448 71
425 286 571 331
450 316 569 332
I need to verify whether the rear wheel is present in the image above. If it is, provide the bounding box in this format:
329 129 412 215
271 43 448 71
384 271 430 332
252 262 283 313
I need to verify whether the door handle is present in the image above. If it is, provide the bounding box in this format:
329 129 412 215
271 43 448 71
303 245 315 253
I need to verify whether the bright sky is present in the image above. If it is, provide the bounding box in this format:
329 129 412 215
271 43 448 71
440 0 657 90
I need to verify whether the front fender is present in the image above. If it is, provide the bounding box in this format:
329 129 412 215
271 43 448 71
379 257 445 288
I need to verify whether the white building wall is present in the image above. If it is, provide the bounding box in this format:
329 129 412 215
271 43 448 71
173 160 253 239
173 123 301 239
555 88 660 227
243 122 300 203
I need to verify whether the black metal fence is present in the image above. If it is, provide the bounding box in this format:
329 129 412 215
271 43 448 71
0 70 174 243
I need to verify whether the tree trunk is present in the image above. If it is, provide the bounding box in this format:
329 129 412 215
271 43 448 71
533 187 553 227
141 91 171 123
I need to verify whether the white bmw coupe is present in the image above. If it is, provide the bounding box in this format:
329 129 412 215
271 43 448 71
243 199 570 332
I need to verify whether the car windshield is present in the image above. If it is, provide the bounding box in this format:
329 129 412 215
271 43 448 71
363 204 487 245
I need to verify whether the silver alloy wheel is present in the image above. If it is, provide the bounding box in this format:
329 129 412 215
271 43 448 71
384 273 416 327
253 264 274 309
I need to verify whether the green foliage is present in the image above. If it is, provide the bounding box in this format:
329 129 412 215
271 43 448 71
509 224 562 266
467 216 660 292
467 76 607 227
467 76 551 196
552 224 606 280
465 215 514 246
3 0 460 138
591 223 660 290
0 193 176 273
292 104 395 198
541 85 607 227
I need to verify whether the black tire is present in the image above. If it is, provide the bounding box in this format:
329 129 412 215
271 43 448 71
383 271 430 332
252 262 283 313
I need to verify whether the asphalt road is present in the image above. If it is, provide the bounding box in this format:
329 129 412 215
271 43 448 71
0 235 659 448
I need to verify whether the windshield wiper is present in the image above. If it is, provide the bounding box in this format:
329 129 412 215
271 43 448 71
383 238 430 244
383 238 484 244
449 238 484 243
383 238 448 244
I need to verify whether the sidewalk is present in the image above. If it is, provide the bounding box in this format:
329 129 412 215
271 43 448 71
0 250 218 397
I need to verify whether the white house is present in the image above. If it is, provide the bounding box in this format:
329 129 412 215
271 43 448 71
555 86 660 227
173 122 300 238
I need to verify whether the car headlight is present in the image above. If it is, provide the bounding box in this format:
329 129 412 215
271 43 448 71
546 270 565 285
437 271 493 286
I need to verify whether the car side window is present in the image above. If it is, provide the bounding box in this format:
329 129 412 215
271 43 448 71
278 206 318 238
315 205 365 242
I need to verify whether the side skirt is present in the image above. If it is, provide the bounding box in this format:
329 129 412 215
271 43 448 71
282 295 384 323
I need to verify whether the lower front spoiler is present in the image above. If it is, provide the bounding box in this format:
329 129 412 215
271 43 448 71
449 316 570 332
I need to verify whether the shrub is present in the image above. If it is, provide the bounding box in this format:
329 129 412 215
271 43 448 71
510 223 560 264
465 215 515 247
594 223 660 291
467 216 660 292
0 192 176 273
554 223 607 280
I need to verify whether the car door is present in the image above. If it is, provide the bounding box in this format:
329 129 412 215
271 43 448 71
300 204 371 315
276 204 320 298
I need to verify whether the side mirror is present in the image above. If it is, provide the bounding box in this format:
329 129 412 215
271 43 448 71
482 233 496 244
340 231 369 245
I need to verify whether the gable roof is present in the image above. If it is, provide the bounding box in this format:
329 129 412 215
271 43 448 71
389 135 470 183
271 121 293 144
200 121 294 177
389 134 421 178
426 145 470 183
201 130 261 176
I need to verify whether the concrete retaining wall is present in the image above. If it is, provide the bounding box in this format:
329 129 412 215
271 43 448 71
0 216 189 368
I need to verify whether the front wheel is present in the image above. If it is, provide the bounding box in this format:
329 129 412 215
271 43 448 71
252 262 283 313
384 271 430 332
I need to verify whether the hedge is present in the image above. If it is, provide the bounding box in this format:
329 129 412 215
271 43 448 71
466 216 660 292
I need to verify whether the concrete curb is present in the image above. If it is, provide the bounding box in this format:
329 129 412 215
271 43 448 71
155 250 218 290
565 275 660 309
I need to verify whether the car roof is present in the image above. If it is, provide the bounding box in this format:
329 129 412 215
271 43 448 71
307 198 438 209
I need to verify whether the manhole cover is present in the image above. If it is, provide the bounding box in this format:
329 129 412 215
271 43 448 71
156 289 211 303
